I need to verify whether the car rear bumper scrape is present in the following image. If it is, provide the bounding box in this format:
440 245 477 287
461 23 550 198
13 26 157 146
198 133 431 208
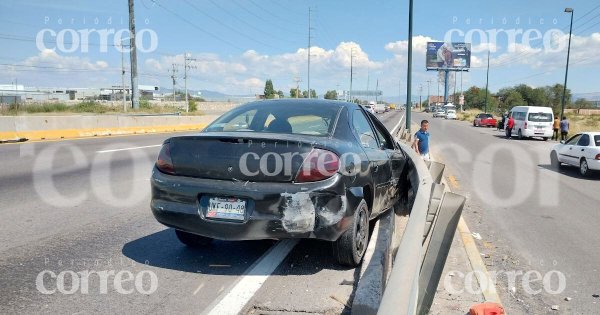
150 168 358 241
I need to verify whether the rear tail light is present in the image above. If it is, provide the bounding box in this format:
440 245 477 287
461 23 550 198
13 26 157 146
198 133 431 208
595 154 600 160
295 148 339 183
156 143 175 174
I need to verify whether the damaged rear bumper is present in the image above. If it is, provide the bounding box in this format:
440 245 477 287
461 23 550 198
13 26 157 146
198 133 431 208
150 168 360 241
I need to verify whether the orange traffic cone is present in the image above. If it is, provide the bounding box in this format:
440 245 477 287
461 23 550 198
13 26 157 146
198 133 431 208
469 302 505 315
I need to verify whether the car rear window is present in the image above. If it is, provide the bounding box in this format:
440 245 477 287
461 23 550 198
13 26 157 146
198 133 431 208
205 101 341 136
528 112 553 122
483 114 493 118
595 135 600 147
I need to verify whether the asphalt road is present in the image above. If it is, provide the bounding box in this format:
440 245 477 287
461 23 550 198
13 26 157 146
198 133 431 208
411 112 600 314
0 109 405 315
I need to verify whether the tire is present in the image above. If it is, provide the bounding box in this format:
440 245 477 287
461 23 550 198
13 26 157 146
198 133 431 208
550 151 562 170
543 137 549 141
580 159 590 177
175 230 212 247
333 199 369 267
518 129 523 140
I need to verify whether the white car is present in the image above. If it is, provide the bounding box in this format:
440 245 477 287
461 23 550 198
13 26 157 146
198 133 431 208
433 109 446 118
445 110 457 120
550 132 600 177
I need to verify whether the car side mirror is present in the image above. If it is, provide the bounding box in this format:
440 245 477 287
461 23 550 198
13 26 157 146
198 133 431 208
560 140 565 144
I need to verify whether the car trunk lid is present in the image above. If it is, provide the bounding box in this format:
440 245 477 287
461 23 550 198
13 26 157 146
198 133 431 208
168 133 324 182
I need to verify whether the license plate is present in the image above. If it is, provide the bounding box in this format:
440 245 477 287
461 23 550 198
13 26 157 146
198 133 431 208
206 197 246 221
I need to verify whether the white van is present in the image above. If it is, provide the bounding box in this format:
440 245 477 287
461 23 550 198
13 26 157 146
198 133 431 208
509 106 554 140
372 101 386 113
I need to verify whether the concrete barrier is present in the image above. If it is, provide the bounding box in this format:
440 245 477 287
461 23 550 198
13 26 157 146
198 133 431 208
0 115 219 142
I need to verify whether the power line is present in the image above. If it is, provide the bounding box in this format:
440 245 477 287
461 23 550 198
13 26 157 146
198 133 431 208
205 0 299 45
182 0 278 50
151 0 245 51
232 0 304 36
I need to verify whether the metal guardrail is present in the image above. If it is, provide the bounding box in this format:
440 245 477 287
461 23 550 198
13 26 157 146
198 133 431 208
375 116 466 315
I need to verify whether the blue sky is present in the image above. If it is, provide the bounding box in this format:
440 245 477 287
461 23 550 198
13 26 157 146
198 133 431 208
1 0 599 99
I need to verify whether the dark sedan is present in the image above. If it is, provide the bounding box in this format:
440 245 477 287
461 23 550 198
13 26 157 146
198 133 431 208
150 99 409 266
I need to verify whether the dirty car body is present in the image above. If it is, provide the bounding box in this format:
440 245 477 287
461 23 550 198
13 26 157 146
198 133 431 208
150 99 409 265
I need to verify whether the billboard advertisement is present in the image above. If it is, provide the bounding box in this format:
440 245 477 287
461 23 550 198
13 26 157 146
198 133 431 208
426 42 471 70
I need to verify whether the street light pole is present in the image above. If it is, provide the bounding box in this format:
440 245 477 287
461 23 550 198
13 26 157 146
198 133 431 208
405 0 413 134
561 8 574 120
484 49 490 113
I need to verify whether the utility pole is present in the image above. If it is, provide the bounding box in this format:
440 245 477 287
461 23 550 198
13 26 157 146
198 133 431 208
307 7 314 99
460 70 464 112
484 49 490 113
561 8 574 121
184 53 197 112
120 39 130 112
405 0 414 134
170 64 177 102
375 79 379 103
294 77 302 98
128 0 139 109
398 80 401 104
349 48 355 102
419 84 423 110
426 79 432 107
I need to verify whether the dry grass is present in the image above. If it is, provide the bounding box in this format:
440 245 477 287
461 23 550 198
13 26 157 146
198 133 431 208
0 100 204 116
566 112 600 135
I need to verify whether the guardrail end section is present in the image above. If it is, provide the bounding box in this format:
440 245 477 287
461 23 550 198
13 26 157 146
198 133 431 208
417 192 466 315
428 161 445 185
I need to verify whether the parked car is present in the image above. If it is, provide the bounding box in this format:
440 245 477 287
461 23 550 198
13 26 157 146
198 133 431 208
150 99 410 266
550 132 600 176
433 108 446 118
363 104 375 115
509 106 554 140
473 113 497 127
445 110 457 120
389 103 396 110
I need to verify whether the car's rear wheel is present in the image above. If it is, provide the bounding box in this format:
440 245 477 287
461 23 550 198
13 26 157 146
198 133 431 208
175 230 212 247
580 159 590 177
550 151 562 170
518 129 523 140
543 137 549 141
333 199 369 267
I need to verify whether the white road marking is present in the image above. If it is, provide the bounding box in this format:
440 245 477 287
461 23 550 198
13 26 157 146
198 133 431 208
96 144 161 153
201 239 299 315
193 283 205 296
391 113 407 135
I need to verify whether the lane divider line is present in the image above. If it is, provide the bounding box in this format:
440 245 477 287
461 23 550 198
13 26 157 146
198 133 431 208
96 144 162 153
201 239 299 315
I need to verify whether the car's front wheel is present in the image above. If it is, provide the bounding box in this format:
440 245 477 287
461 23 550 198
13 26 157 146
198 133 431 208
580 159 590 177
175 230 212 247
333 199 369 267
550 151 562 170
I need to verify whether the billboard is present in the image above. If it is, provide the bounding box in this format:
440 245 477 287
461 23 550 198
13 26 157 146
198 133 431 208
426 42 471 70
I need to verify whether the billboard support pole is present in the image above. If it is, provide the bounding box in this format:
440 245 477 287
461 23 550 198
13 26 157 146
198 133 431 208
443 69 449 104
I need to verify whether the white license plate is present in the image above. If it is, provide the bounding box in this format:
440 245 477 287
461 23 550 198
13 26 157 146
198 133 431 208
206 197 246 221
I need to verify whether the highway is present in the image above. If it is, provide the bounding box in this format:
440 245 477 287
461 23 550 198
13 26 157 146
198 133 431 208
411 111 600 314
0 110 405 315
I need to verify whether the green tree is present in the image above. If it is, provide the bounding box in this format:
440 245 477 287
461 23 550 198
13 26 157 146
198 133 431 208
574 98 593 109
324 90 338 100
301 89 316 98
463 86 498 111
290 88 301 98
264 79 276 99
277 90 284 99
